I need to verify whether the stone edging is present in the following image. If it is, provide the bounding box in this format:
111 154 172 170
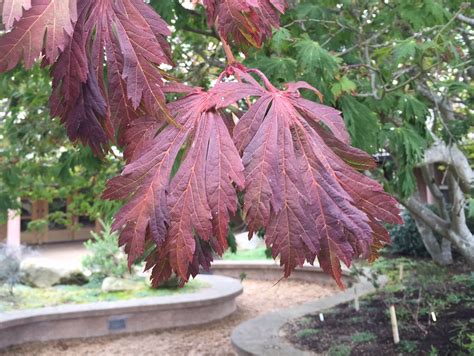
210 260 352 286
0 275 242 350
231 271 386 355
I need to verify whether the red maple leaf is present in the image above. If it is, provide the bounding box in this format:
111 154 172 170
231 67 402 287
0 0 402 288
0 0 77 71
104 64 401 287
203 0 287 47
1 0 175 155
1 0 31 30
103 85 250 285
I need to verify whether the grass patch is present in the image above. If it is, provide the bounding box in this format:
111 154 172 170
0 279 208 312
351 331 376 343
296 328 320 339
328 344 351 356
222 247 270 261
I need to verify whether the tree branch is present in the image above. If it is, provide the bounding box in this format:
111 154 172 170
416 82 456 121
182 26 219 39
422 139 473 193
420 165 450 222
403 197 450 237
456 13 474 26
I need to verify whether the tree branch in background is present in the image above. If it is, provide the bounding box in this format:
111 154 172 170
423 139 473 193
420 165 450 222
456 13 474 26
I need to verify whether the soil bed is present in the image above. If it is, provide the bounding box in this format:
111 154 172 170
1 278 338 355
285 259 474 355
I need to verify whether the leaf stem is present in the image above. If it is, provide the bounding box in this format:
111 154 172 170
221 38 236 64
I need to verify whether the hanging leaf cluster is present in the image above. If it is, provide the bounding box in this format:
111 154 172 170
0 0 401 288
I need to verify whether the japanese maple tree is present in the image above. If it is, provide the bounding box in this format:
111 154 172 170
0 0 401 288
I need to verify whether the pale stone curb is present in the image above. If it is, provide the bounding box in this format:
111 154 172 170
210 260 351 286
231 270 387 355
0 275 242 350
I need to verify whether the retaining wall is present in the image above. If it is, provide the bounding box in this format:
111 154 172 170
0 275 242 350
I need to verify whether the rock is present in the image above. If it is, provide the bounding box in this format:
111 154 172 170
20 258 89 288
101 277 142 293
20 259 62 288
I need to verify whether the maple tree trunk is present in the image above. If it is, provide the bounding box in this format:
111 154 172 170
413 216 453 265
405 141 474 268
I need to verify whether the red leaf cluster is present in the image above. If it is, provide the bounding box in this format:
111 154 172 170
202 0 287 47
1 0 174 155
0 2 401 288
104 65 401 287
103 84 252 286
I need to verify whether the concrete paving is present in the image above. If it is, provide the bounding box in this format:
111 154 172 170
22 241 89 271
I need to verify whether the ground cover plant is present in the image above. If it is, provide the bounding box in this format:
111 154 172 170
0 0 405 288
0 278 207 312
285 257 474 355
222 247 270 261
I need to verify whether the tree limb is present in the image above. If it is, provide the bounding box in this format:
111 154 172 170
420 165 450 221
457 14 474 26
403 197 450 236
416 82 456 121
422 139 473 193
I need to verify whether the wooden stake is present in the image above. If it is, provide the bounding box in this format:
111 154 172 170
399 264 404 282
390 305 400 344
354 286 360 311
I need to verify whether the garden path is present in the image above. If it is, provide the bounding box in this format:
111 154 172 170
4 278 338 355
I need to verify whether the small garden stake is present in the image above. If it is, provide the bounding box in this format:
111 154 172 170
354 286 360 312
390 305 400 344
398 263 404 282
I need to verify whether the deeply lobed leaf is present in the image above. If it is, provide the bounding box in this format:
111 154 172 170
0 0 77 71
105 64 401 288
232 67 401 287
0 0 174 155
202 0 287 48
103 85 249 286
0 0 402 288
1 0 31 30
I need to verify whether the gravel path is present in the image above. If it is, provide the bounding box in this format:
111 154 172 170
3 279 338 356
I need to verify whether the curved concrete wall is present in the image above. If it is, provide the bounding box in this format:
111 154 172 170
0 275 242 350
210 261 353 287
231 270 387 355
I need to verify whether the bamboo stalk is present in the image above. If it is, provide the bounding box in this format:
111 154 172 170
390 305 400 344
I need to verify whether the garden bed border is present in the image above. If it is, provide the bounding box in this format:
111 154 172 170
231 268 386 355
0 275 242 350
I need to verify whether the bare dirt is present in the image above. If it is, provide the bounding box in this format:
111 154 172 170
3 279 338 356
285 267 474 356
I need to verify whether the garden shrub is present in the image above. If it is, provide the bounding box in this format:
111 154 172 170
82 220 128 281
0 244 21 294
389 210 430 258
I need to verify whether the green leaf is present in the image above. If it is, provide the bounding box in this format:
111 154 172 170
246 55 297 83
394 40 417 64
294 36 340 81
399 94 428 123
338 95 379 154
331 76 356 99
271 28 292 55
